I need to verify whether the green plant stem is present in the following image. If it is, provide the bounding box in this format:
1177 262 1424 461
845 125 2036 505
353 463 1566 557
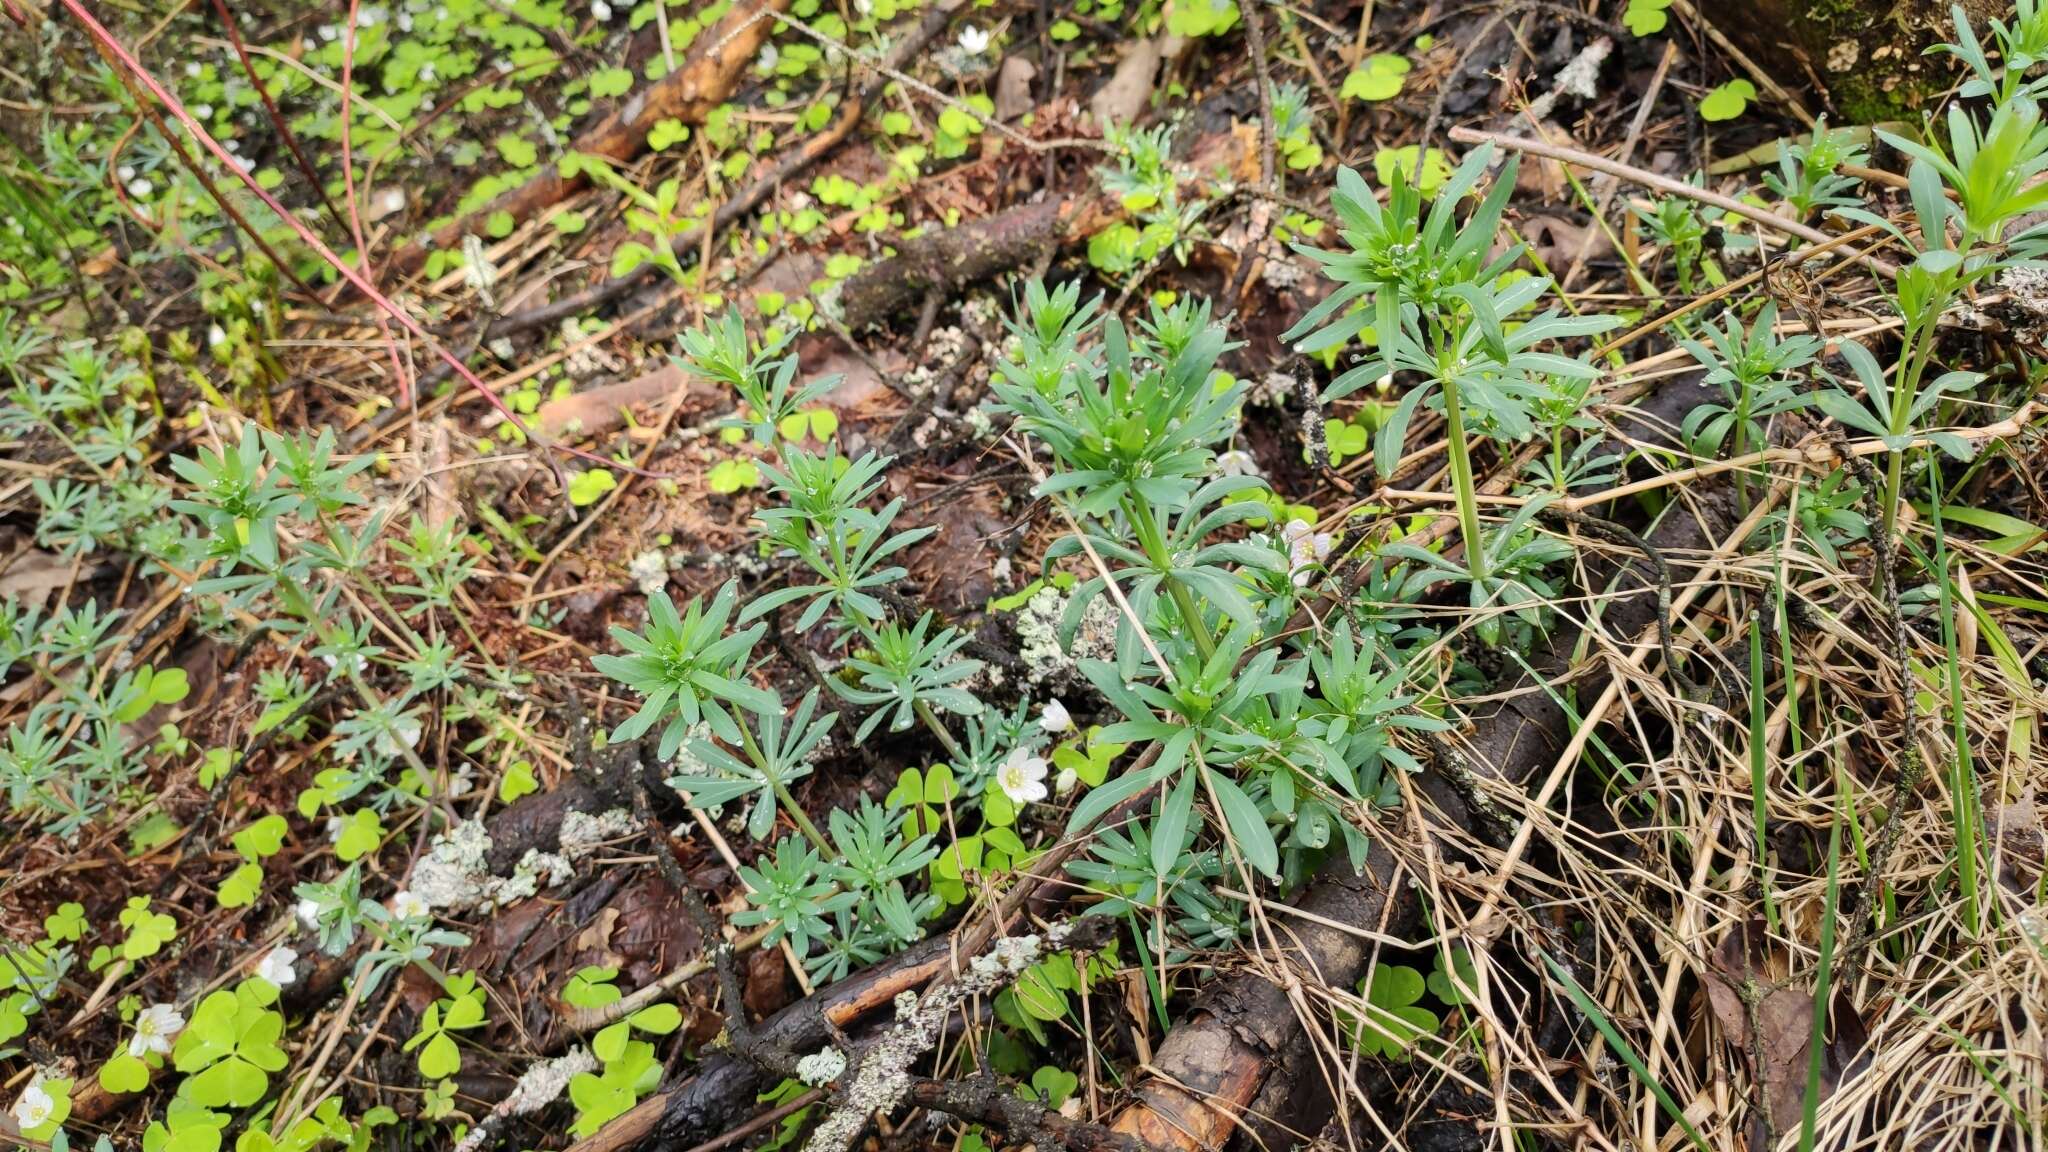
771 778 832 855
1439 376 1489 584
739 719 832 854
913 698 967 765
1127 496 1216 661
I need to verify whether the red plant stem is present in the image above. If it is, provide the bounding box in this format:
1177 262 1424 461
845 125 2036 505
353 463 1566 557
205 0 349 239
54 0 637 475
339 0 412 405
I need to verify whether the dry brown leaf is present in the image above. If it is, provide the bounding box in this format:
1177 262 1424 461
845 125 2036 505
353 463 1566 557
532 363 715 440
995 54 1038 121
1704 921 1868 1147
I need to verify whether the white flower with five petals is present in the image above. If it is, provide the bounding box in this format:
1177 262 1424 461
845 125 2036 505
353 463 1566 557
996 747 1048 805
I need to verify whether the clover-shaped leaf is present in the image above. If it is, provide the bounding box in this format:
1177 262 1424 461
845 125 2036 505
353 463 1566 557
230 814 288 860
775 408 839 443
173 984 286 1108
1352 964 1438 1060
1698 79 1756 122
1322 418 1369 465
44 902 86 943
707 457 762 494
563 966 621 1010
568 467 618 507
100 1052 151 1094
1372 146 1454 195
1021 1065 1079 1108
589 67 634 99
1340 54 1411 102
1427 949 1478 1007
1623 0 1671 35
119 896 178 961
217 862 263 909
332 809 383 863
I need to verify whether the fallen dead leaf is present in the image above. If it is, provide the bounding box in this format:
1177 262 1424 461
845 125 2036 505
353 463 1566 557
532 362 717 440
1519 213 1612 268
995 54 1038 121
1704 920 1868 1147
1090 33 1183 128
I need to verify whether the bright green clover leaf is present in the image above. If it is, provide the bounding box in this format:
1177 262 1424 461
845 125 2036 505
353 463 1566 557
172 982 288 1108
886 763 957 836
563 965 622 1010
0 993 32 1047
1020 1065 1079 1108
649 119 691 150
100 1051 151 1093
1624 0 1671 35
486 210 516 239
707 457 762 494
1352 964 1439 1060
496 135 538 167
1427 948 1478 1007
1372 146 1454 195
589 67 634 98
568 468 618 506
1340 54 1411 102
44 901 86 943
499 759 539 803
116 665 190 723
775 408 839 443
230 814 288 860
142 1097 228 1152
332 808 383 863
217 862 264 909
404 975 487 1080
1322 417 1369 466
119 896 178 961
1699 79 1756 122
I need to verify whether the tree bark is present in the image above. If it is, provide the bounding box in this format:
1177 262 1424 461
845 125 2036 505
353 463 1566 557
1711 0 1992 121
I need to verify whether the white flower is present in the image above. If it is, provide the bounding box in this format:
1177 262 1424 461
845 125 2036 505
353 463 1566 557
957 25 990 55
1054 763 1078 795
295 898 322 931
257 945 299 987
12 1082 53 1130
375 713 422 759
117 164 135 182
591 0 612 19
417 60 435 84
192 103 213 121
206 324 227 348
389 889 430 920
1281 519 1333 588
1216 449 1261 477
996 747 1048 805
1038 699 1073 734
185 62 202 78
129 1003 186 1057
756 43 779 73
127 178 153 199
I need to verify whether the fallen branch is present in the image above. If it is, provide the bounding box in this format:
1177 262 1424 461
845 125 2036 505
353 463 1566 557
1448 125 1899 279
387 0 790 276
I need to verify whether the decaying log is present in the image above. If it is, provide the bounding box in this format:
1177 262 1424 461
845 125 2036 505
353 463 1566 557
388 0 788 276
1110 373 1736 1151
832 197 1070 331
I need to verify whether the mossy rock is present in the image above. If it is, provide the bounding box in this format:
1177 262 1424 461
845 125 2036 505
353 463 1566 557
1716 0 1996 123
